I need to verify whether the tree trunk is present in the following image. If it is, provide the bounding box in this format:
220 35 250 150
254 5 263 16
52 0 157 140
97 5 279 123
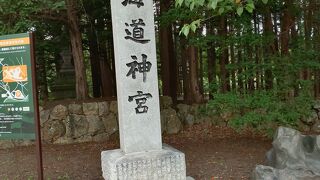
280 0 291 55
302 0 313 81
199 48 204 95
207 22 217 99
37 51 49 102
272 12 280 54
185 46 203 104
181 38 190 103
219 16 229 93
159 0 177 103
230 35 236 91
263 7 274 90
247 44 255 92
238 49 244 93
253 12 260 90
66 0 88 100
88 25 102 98
100 41 116 97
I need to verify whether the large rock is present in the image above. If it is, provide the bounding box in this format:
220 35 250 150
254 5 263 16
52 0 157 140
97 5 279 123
301 112 319 127
176 104 190 117
50 104 68 120
109 101 118 114
64 116 73 138
312 121 320 133
185 114 195 126
68 103 83 115
68 114 89 138
197 116 213 126
313 102 320 111
92 132 110 142
40 109 50 127
161 108 182 134
87 115 105 135
160 96 173 109
101 113 118 135
83 102 99 115
98 101 109 116
176 104 190 124
252 127 320 180
253 165 320 180
189 104 200 115
42 120 66 143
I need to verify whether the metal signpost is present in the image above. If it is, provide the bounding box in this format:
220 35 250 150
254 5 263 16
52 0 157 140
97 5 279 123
0 33 43 179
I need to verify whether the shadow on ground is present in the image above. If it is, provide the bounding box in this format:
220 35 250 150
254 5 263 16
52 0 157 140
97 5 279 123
0 125 271 180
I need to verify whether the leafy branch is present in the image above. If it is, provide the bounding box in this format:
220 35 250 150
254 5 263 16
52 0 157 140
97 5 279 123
175 0 268 36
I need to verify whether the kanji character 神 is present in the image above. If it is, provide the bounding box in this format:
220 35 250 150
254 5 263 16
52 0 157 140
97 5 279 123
126 54 152 82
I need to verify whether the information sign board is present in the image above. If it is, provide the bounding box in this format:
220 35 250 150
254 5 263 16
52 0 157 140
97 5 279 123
0 33 35 140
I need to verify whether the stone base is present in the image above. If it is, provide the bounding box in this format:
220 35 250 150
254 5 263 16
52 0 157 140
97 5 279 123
101 144 187 180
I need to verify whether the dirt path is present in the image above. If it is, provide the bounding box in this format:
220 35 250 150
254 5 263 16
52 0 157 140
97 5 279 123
0 126 271 180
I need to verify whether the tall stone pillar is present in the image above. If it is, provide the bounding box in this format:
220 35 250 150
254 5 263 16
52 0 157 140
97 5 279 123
101 0 190 179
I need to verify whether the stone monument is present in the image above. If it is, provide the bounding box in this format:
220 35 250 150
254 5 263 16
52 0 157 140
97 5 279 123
101 0 189 179
51 49 76 99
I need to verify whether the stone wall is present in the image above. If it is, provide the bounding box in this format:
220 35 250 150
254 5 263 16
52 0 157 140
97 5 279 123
38 96 223 145
1 97 214 148
0 97 192 147
3 97 318 148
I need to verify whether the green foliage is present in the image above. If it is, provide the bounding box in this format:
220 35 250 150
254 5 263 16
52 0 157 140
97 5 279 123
176 0 268 36
205 88 315 136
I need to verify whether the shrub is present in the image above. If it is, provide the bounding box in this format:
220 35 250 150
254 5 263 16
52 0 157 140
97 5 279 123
204 89 315 136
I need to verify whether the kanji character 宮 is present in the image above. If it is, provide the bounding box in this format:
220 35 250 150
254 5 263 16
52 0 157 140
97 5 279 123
128 91 152 114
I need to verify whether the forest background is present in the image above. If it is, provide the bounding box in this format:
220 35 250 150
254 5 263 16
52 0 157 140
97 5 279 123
0 0 319 135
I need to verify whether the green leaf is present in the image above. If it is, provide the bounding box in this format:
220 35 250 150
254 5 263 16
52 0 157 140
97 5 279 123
197 0 205 6
247 3 255 9
218 7 224 15
209 0 218 10
245 3 254 13
190 1 195 10
190 19 201 32
175 0 184 7
191 23 197 32
262 0 268 4
180 24 190 37
237 6 244 16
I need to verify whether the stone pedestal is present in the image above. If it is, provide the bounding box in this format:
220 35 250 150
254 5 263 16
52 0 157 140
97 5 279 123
101 145 187 180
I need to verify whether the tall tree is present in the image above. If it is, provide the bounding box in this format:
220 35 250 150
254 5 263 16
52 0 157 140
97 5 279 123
159 0 177 103
218 16 229 93
207 21 217 98
66 0 88 99
263 5 275 89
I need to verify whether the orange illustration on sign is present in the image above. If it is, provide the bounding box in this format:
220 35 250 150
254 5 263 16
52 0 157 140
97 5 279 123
2 65 28 82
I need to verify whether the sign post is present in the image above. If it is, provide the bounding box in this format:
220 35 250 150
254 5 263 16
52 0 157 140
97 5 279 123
0 33 43 180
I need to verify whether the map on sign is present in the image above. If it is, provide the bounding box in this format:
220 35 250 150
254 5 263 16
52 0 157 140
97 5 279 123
1 60 29 103
0 33 35 140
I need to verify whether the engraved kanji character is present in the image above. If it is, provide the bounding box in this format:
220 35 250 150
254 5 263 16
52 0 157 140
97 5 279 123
126 54 152 82
128 91 152 114
125 19 150 44
122 0 144 8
